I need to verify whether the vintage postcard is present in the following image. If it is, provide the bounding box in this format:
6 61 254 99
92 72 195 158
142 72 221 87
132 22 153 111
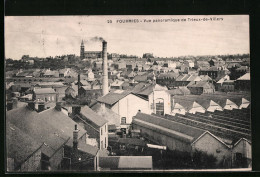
5 15 251 172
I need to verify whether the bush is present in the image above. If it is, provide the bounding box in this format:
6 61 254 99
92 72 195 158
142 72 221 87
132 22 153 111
192 150 217 169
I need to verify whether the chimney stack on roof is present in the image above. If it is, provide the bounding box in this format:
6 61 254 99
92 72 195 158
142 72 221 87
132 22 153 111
102 41 109 96
55 102 62 111
27 101 35 110
73 124 79 149
38 102 45 112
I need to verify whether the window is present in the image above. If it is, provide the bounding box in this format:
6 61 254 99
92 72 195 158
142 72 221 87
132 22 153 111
121 117 126 124
101 128 103 135
105 137 107 148
105 125 106 132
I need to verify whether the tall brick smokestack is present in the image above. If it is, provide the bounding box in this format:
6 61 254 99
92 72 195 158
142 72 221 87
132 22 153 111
102 41 109 95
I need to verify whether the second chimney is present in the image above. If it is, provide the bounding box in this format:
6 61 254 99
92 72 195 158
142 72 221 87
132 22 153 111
102 41 109 95
73 124 79 149
55 102 62 111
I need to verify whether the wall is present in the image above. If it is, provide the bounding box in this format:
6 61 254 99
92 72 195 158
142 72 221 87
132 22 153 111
224 104 238 110
111 94 150 125
133 123 191 152
49 147 64 170
192 133 231 166
188 87 203 95
35 93 57 102
149 90 171 115
189 103 205 114
19 149 41 171
99 123 108 149
233 139 251 160
207 105 223 112
172 108 186 115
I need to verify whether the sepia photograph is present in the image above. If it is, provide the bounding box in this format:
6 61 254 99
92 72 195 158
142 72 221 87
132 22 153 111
5 15 251 172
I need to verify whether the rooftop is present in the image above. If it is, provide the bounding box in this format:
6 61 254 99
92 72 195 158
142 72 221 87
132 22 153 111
80 106 108 127
99 156 153 170
34 88 56 94
133 112 205 143
6 121 43 168
6 106 69 157
97 90 132 105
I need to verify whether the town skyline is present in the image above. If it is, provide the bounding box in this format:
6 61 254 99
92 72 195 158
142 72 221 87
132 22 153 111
5 15 249 60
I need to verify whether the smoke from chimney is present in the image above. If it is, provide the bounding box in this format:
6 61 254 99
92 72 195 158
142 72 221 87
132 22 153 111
90 36 106 42
102 41 109 95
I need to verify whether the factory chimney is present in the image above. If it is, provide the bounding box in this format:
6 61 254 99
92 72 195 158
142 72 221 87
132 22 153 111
102 41 109 95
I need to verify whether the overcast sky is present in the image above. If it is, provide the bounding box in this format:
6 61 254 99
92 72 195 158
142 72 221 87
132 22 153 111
5 15 249 60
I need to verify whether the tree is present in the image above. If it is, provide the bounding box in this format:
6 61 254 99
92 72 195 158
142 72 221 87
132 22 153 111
192 150 217 169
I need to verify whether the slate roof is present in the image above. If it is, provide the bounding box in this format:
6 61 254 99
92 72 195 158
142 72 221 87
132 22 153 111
6 121 43 168
111 80 124 87
91 102 120 126
55 86 69 94
236 66 248 71
200 66 219 71
99 156 120 169
6 106 69 157
99 156 153 169
80 106 108 127
97 90 132 105
38 107 87 138
178 87 191 95
173 96 205 111
187 81 214 88
167 89 184 95
137 84 154 96
133 75 148 82
131 83 152 94
66 139 98 156
175 74 200 82
6 106 91 157
199 75 212 81
177 93 250 108
133 112 205 143
34 88 56 94
157 72 179 79
134 84 167 96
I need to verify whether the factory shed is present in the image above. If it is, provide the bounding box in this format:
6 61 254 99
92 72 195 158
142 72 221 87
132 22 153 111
132 112 205 152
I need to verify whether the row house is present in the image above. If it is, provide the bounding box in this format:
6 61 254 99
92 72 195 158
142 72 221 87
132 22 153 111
72 106 108 150
156 72 179 89
174 74 201 87
198 66 226 80
6 103 100 171
187 81 215 95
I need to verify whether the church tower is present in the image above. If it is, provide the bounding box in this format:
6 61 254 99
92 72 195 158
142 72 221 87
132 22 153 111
80 40 85 59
